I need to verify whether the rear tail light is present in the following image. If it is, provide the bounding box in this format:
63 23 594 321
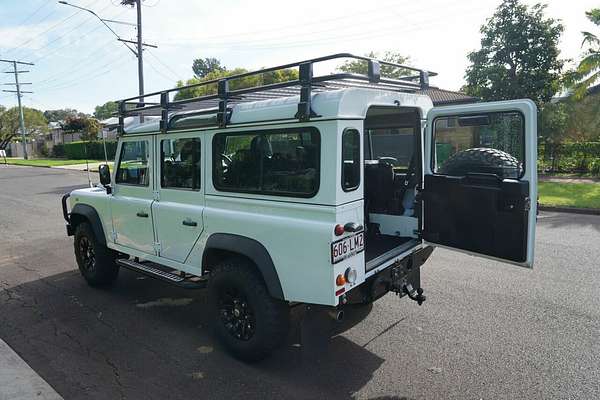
336 274 346 286
334 224 345 236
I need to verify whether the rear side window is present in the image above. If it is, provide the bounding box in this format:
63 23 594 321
115 141 149 186
342 129 360 191
213 128 320 197
161 138 201 190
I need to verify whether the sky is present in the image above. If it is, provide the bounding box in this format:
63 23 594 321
0 0 597 115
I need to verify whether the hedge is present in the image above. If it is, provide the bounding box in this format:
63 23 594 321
539 142 600 175
62 140 118 160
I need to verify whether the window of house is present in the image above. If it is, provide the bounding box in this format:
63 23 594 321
342 129 361 191
115 140 149 186
213 128 320 197
161 138 201 190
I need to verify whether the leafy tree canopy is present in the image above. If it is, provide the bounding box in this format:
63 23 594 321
565 8 600 99
338 51 413 79
93 101 118 120
464 0 564 106
192 57 225 79
62 116 101 141
0 106 47 149
175 61 298 101
43 108 84 122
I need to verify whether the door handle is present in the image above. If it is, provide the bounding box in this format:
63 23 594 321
136 211 149 218
182 219 198 227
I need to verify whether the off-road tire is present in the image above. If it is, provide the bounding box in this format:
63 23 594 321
208 258 290 362
439 147 521 179
74 222 119 287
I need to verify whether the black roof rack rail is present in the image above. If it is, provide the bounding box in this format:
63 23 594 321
116 53 437 133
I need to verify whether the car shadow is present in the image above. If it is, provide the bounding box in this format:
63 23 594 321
0 267 412 400
538 211 600 232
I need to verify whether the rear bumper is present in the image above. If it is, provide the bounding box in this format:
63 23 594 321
346 246 434 305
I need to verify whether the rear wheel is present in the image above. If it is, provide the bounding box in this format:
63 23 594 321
208 258 290 362
74 222 119 287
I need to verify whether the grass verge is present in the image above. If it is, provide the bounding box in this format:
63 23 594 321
538 181 600 209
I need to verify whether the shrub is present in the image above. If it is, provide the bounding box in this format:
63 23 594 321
63 140 117 160
52 144 65 157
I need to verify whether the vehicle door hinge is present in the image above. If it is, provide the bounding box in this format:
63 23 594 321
153 242 162 255
524 197 531 211
153 190 160 201
111 230 118 242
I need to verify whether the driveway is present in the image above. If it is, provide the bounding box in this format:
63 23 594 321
0 165 598 399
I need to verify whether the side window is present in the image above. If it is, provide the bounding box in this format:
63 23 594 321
115 141 149 186
342 129 360 191
161 138 201 190
213 128 320 197
433 111 524 179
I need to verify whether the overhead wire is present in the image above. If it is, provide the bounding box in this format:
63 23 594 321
5 0 102 59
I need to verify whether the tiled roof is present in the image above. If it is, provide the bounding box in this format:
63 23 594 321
418 87 477 105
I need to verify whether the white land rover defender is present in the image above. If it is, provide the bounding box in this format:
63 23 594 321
61 54 537 361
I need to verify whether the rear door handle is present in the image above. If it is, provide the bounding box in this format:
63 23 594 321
136 211 149 218
182 219 197 227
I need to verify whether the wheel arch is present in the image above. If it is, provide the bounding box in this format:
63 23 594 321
202 233 284 300
70 204 107 246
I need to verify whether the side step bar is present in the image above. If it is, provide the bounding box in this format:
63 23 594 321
116 258 207 289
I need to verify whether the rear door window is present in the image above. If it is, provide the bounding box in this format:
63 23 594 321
161 138 201 190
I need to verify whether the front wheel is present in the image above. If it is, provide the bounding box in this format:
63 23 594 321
74 222 119 287
208 258 290 362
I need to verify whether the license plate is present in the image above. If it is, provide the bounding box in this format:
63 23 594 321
331 232 364 264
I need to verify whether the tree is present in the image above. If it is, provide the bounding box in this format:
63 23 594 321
62 116 101 142
192 57 225 79
464 0 564 107
566 9 600 99
338 51 412 79
175 60 298 101
0 106 47 150
93 101 118 120
43 108 83 123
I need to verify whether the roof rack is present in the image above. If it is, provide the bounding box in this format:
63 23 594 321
116 53 437 133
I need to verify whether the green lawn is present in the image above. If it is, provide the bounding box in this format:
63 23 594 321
538 181 600 209
3 158 104 167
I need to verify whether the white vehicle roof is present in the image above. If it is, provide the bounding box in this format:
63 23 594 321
125 88 434 134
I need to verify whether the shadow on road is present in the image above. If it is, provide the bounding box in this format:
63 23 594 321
538 211 600 232
0 266 406 400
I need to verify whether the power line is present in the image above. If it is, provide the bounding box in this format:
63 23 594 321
6 0 102 59
28 2 116 63
146 50 185 81
14 0 51 28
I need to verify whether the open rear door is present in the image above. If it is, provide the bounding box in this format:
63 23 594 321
422 100 537 267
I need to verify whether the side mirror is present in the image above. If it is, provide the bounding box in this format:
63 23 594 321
98 164 111 192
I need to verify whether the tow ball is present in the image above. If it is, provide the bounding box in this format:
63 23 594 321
401 283 426 306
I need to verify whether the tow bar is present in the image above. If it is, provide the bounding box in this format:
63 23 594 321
402 283 426 305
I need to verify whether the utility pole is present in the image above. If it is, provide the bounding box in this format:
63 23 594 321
1 59 33 160
59 0 155 118
119 0 145 99
135 0 144 98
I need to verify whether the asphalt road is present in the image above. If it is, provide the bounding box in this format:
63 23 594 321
0 165 599 400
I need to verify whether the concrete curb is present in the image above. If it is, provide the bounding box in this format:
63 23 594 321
539 205 600 215
0 338 63 400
